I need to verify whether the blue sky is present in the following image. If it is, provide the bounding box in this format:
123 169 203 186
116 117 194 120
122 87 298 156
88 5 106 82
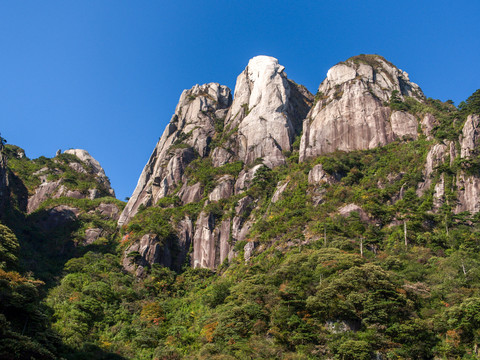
1 1 479 200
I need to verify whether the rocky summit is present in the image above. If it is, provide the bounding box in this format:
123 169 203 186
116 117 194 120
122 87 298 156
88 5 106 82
1 55 480 359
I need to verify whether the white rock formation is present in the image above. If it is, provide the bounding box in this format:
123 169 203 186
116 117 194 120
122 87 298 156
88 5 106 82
225 55 312 168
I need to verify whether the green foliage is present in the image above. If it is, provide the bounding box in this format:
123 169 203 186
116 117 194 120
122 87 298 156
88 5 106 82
458 89 480 116
0 223 19 270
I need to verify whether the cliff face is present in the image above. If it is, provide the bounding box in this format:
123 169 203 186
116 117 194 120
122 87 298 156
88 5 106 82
118 83 232 227
119 54 480 274
222 56 313 168
299 55 424 162
118 57 312 227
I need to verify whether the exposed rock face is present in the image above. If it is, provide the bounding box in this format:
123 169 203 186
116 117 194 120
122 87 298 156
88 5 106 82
271 181 289 203
95 203 121 220
176 217 194 270
27 150 115 213
455 114 480 214
123 233 172 277
456 173 480 214
118 83 232 226
417 144 448 197
27 180 63 213
300 55 424 162
192 212 232 269
224 56 312 168
64 149 115 196
338 203 371 223
84 228 103 245
308 164 337 185
421 113 438 140
36 205 80 232
178 182 203 205
234 164 263 194
460 114 480 158
209 175 234 202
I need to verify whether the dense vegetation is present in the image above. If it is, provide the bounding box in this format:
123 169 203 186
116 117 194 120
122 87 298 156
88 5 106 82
1 89 480 359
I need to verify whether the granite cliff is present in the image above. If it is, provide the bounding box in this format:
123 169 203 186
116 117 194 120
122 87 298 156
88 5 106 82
118 54 480 275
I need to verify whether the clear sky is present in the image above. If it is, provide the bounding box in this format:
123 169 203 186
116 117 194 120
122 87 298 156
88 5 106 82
1 1 479 200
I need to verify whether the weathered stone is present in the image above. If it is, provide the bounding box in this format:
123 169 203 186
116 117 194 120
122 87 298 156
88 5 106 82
96 203 120 220
88 188 99 200
178 182 203 204
68 162 87 174
176 216 193 270
118 83 232 226
123 233 172 276
244 241 256 262
234 164 263 194
36 205 79 232
308 164 336 185
84 228 103 245
421 113 438 140
192 212 216 269
300 55 423 162
460 114 480 159
416 144 448 197
455 173 480 214
65 190 83 199
211 147 233 167
433 174 445 210
225 56 312 167
64 149 115 196
191 214 232 269
271 181 289 203
209 175 234 201
338 203 371 223
27 180 62 213
391 111 418 140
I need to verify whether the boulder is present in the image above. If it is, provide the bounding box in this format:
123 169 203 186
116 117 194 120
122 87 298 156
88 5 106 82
209 175 234 201
84 228 103 245
178 182 203 204
338 203 371 223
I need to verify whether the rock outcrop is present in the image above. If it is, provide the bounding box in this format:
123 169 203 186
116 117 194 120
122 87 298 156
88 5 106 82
123 233 173 277
459 114 480 158
300 55 424 162
455 114 480 213
118 83 232 226
223 56 313 168
27 149 115 213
